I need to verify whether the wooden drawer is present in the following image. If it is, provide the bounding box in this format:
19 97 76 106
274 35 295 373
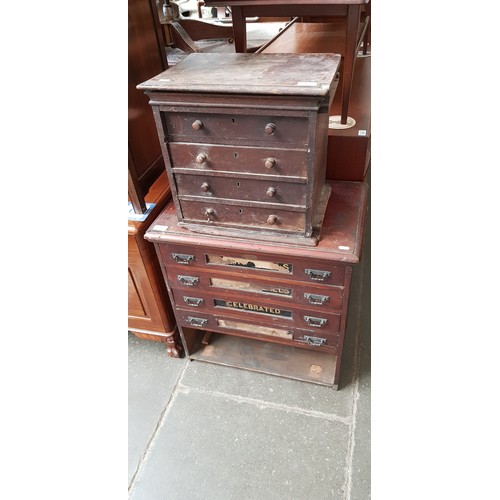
170 288 341 334
169 142 308 178
159 244 347 286
166 266 344 312
178 199 306 233
174 309 339 350
163 111 309 146
175 173 307 206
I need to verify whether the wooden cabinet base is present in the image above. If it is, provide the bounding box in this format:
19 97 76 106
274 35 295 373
146 180 368 386
130 329 182 358
183 329 339 388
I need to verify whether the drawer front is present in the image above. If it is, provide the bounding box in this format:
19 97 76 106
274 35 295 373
170 289 341 333
179 199 306 233
169 142 308 177
166 267 344 312
163 112 309 146
175 173 307 206
159 244 346 286
175 310 339 349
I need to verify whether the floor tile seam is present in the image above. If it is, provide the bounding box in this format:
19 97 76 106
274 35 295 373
128 361 190 492
342 259 365 500
176 383 352 425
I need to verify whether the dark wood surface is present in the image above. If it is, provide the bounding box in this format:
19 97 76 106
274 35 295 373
138 52 341 96
146 180 368 264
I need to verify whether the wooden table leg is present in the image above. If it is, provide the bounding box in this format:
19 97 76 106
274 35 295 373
231 6 247 52
341 5 361 124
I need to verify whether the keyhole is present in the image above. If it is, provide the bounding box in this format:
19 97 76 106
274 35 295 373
239 209 243 214
236 182 240 187
232 118 236 123
233 152 238 158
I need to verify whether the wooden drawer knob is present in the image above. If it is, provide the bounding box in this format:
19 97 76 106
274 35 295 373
267 215 277 225
192 119 203 130
264 157 276 169
205 208 215 221
200 182 210 192
266 187 276 198
196 153 207 164
265 123 276 135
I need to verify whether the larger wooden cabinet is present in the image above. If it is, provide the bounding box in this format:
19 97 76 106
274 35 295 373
145 180 367 387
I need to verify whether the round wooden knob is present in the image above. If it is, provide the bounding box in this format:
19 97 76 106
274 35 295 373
267 215 277 225
205 208 215 219
196 153 207 164
266 187 276 198
265 123 276 135
201 182 210 192
264 157 276 169
192 119 203 130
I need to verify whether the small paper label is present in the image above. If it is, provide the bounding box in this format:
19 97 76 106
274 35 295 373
152 225 169 231
338 245 350 250
358 130 367 136
296 81 318 87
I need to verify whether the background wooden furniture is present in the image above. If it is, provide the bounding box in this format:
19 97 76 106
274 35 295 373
260 22 371 181
203 0 370 125
145 180 368 388
128 0 181 355
128 173 181 357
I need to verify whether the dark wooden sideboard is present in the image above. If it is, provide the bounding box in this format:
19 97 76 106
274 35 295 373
128 172 182 357
145 180 368 388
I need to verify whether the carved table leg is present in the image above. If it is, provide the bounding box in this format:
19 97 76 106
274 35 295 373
162 331 183 358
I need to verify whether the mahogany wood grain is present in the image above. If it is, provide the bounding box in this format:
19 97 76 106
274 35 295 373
128 172 182 357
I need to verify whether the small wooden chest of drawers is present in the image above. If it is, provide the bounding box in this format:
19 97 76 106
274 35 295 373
138 53 341 246
145 180 368 388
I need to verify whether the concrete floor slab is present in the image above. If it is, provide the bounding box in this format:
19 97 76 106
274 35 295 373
128 334 188 484
129 388 351 500
180 359 356 419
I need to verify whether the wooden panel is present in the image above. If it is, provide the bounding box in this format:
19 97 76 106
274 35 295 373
128 267 148 318
158 242 347 286
162 111 310 145
178 199 307 233
169 142 308 177
175 311 339 349
175 173 307 205
165 265 345 311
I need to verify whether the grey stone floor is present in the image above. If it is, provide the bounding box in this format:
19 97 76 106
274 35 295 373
128 200 370 500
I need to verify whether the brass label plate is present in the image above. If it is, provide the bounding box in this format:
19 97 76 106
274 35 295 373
214 299 292 318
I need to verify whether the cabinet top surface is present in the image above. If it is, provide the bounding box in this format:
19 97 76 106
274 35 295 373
145 180 368 263
137 53 341 97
